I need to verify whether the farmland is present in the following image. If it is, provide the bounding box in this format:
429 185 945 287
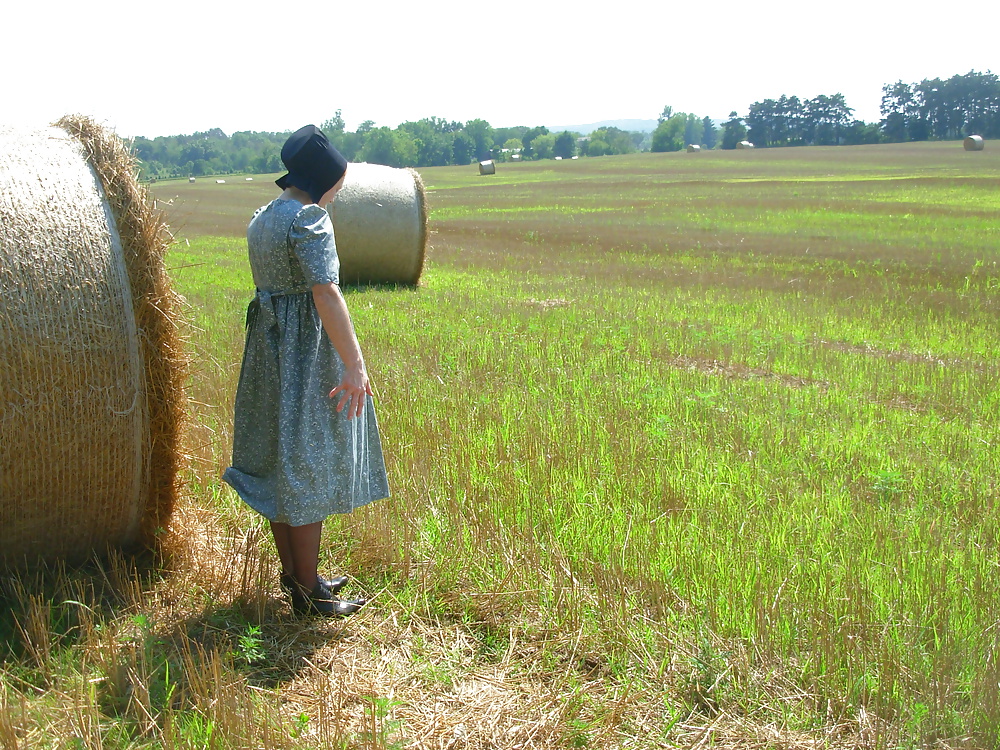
3 142 1000 748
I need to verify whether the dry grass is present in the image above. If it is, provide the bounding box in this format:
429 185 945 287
2 496 899 749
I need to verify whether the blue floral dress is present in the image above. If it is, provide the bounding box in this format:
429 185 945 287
223 198 389 525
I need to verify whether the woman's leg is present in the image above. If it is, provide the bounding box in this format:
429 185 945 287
269 521 294 575
270 520 323 591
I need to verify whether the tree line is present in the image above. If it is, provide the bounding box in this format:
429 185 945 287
132 69 997 179
714 70 998 150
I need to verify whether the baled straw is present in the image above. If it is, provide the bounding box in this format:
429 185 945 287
687 144 701 153
479 160 496 175
964 135 985 151
0 116 186 562
737 141 755 150
329 162 428 286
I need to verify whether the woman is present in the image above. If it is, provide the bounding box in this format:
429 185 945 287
223 125 390 617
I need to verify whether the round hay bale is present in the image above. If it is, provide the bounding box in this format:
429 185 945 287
737 141 755 150
188 177 196 183
964 135 985 151
687 144 701 153
0 116 186 563
328 162 428 286
479 160 496 175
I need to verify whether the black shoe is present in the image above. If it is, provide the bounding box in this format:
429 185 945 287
293 579 366 618
280 572 349 597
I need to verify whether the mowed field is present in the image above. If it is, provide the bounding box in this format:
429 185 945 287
3 142 999 749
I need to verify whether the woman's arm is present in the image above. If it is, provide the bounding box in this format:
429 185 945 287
311 281 372 420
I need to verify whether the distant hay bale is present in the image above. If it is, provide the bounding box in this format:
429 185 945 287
188 177 195 183
687 144 701 153
216 179 226 184
0 116 186 563
964 135 985 151
245 177 253 181
479 160 496 175
329 162 428 286
737 141 755 150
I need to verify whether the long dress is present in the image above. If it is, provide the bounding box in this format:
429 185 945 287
222 198 389 526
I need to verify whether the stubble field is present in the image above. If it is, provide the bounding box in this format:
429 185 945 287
2 141 999 749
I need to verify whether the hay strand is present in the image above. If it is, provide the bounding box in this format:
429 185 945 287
329 163 428 286
0 116 186 562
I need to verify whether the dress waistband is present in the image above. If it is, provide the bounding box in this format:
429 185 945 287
253 287 310 328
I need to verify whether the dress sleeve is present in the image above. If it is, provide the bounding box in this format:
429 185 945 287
288 204 340 286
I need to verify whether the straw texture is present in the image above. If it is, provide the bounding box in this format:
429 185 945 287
964 135 985 151
329 162 428 286
0 116 185 562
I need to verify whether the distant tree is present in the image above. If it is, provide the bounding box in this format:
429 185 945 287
532 133 556 160
587 139 609 157
702 116 718 149
684 113 704 148
521 126 550 157
335 131 363 161
493 126 529 153
588 127 634 155
720 112 747 149
322 110 346 135
842 120 882 145
658 105 674 123
746 99 777 147
651 114 686 152
452 132 475 164
497 138 522 161
805 93 853 145
464 119 495 161
358 126 416 167
554 131 576 159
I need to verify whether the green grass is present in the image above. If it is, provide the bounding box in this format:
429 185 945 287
175 143 1000 744
4 142 1000 748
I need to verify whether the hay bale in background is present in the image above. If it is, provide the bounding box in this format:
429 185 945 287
479 160 496 175
329 162 427 286
964 135 985 151
737 141 755 150
0 116 186 562
687 144 701 153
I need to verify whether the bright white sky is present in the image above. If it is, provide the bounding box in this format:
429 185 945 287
4 0 998 138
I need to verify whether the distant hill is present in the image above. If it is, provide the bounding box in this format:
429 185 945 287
547 118 659 134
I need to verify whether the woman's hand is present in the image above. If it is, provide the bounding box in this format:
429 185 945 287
311 281 373 421
329 367 373 421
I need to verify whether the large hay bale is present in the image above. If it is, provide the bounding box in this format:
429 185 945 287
479 160 496 175
964 135 985 151
687 144 701 153
328 162 428 286
0 116 185 563
737 141 755 150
